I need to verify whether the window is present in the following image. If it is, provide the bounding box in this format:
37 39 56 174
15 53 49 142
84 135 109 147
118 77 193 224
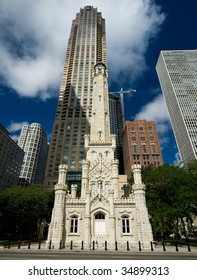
122 215 130 233
95 213 105 219
132 145 138 153
70 215 78 233
151 145 156 153
142 145 147 153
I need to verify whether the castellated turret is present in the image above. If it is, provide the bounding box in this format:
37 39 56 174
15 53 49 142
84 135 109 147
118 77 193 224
46 165 68 249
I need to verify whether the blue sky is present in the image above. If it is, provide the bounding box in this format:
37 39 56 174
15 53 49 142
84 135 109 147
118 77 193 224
0 0 196 164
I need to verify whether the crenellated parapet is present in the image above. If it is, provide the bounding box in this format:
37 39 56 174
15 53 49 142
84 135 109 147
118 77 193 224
114 197 135 205
65 197 86 205
54 164 68 191
93 61 108 78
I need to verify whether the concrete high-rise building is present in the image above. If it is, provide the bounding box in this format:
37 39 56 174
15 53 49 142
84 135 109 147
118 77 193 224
44 6 107 186
122 120 163 178
18 123 48 185
156 50 197 164
0 124 24 188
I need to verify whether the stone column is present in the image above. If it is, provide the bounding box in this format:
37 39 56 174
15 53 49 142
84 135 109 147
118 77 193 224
81 160 90 197
132 164 142 184
46 164 68 249
84 190 91 246
71 184 78 198
109 190 116 242
111 159 119 197
132 164 153 247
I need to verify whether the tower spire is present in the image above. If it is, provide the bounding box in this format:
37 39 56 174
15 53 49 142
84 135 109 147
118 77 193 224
90 62 111 143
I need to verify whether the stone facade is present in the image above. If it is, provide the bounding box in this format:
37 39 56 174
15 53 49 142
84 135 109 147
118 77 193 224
46 62 153 249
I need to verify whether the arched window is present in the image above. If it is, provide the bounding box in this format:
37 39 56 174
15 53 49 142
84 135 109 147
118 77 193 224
70 215 78 233
95 212 105 219
94 212 106 235
122 215 130 233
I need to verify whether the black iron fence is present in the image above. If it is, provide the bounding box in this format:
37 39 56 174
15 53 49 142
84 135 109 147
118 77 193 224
1 239 196 252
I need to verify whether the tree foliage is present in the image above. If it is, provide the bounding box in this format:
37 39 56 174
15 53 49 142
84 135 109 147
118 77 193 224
129 160 197 239
0 185 54 240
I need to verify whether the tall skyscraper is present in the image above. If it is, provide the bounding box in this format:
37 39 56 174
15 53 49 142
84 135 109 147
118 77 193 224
122 120 163 178
156 50 197 164
0 124 24 188
44 6 107 186
18 123 48 185
109 93 124 173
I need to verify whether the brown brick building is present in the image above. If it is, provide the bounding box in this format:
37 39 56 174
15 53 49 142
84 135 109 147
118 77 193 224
122 120 163 178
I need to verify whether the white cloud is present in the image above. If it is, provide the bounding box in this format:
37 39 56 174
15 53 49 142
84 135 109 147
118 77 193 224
135 94 169 125
134 93 171 148
0 0 165 99
7 121 29 133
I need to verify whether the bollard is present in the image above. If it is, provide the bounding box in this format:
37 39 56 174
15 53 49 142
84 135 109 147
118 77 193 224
49 240 52 249
59 240 62 250
150 241 154 251
127 241 129 251
8 241 11 249
105 241 107 251
92 241 95 250
28 240 31 249
138 241 142 251
18 240 21 249
115 241 118 251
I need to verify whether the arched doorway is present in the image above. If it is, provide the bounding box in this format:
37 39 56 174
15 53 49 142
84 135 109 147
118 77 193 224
94 212 106 235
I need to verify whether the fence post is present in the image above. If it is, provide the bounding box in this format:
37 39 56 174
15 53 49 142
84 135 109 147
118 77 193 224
115 241 118 251
8 241 11 249
70 240 73 250
28 240 31 249
59 240 62 250
18 240 21 249
127 241 129 251
138 241 142 251
105 241 107 251
81 241 84 250
49 240 52 249
175 242 179 252
162 240 166 251
38 239 41 249
186 238 191 252
92 241 95 250
150 241 154 251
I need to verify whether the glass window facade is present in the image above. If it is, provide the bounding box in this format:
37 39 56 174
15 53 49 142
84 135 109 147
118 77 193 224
156 50 197 163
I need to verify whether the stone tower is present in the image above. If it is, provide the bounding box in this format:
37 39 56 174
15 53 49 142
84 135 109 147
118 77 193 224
81 62 119 244
46 62 153 249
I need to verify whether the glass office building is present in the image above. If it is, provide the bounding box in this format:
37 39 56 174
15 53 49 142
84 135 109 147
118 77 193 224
156 50 197 164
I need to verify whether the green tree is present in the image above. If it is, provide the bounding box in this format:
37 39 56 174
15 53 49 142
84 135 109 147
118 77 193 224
128 161 197 239
0 185 54 240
